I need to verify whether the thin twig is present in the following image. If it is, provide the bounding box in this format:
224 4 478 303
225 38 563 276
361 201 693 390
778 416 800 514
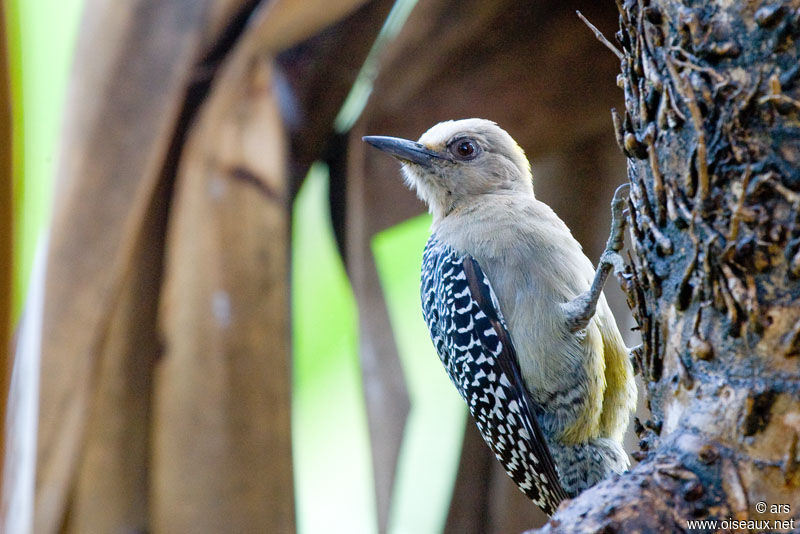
726 166 752 245
611 108 626 153
759 93 800 111
577 10 623 60
668 47 726 83
666 56 710 203
665 82 687 123
645 128 666 226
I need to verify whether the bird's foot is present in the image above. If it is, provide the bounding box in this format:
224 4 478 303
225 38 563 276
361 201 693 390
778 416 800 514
604 183 629 255
564 184 631 333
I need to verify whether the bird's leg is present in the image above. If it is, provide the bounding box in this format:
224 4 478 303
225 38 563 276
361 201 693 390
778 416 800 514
564 184 629 333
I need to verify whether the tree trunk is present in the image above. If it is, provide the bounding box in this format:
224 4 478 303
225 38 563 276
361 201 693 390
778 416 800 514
533 0 800 531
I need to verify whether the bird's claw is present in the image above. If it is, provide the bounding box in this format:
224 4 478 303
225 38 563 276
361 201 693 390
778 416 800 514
600 250 626 276
606 183 630 254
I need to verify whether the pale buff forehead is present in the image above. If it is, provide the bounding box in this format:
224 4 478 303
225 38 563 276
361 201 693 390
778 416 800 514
418 118 497 149
418 118 529 172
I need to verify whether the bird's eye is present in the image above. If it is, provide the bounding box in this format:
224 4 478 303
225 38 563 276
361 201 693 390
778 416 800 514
449 138 479 160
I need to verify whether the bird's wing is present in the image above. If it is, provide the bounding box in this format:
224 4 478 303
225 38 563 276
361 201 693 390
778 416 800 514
421 241 568 514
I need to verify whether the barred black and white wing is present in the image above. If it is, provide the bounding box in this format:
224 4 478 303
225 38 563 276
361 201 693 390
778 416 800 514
421 237 568 515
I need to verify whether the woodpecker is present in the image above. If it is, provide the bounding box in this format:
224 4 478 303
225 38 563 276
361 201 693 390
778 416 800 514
363 118 636 515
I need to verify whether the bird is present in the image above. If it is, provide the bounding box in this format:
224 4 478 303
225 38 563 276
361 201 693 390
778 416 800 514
363 118 637 515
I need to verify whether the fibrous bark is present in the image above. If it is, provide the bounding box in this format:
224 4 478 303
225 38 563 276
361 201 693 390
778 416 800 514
533 0 800 531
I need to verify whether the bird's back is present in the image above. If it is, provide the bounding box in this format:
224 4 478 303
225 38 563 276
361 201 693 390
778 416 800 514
420 235 569 513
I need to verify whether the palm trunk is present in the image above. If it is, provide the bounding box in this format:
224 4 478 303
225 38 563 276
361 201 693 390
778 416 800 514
532 1 800 531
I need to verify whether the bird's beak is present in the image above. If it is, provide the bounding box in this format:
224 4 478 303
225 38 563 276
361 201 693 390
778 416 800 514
362 135 443 166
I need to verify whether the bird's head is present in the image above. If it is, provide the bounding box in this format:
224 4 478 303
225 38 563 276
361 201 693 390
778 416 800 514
363 118 533 220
